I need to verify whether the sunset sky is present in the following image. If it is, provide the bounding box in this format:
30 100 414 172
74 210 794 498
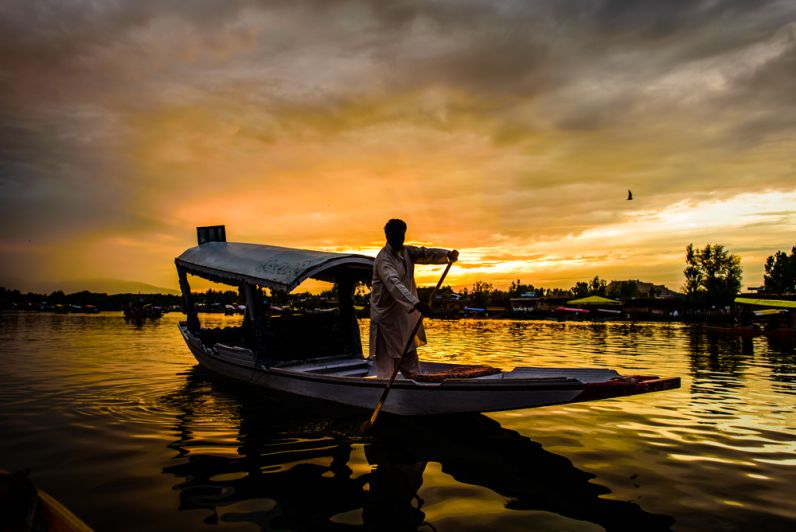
2 1 795 294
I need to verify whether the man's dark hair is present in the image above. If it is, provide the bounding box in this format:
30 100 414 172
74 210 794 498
384 218 407 239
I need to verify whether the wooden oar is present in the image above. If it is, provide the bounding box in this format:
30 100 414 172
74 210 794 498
359 259 454 433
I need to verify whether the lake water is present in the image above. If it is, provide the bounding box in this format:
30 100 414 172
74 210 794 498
1 312 795 531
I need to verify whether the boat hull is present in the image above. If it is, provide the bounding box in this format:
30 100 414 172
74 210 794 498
36 490 93 532
702 324 796 338
179 325 679 415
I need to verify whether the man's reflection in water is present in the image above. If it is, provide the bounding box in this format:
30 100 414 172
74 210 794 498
363 441 428 531
368 414 674 532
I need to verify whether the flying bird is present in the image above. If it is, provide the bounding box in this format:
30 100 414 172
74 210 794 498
627 189 633 200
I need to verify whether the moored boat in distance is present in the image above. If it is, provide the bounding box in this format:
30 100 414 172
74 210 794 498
703 297 796 338
174 226 680 415
123 301 164 321
702 324 765 336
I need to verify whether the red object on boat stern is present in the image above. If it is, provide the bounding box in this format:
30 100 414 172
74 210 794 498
576 375 681 402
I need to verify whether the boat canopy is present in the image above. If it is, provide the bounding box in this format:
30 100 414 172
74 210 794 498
735 297 796 309
566 295 622 306
175 242 374 292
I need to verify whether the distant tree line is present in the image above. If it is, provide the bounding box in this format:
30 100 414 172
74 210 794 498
0 287 244 311
418 276 612 308
3 242 794 312
681 241 796 306
417 242 794 310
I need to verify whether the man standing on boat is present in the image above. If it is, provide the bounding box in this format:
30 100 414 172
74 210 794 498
370 219 458 379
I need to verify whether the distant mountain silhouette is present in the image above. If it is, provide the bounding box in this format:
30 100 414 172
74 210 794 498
43 278 180 295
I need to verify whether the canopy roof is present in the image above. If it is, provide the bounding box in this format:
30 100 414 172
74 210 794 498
175 242 374 292
566 295 622 306
735 297 796 309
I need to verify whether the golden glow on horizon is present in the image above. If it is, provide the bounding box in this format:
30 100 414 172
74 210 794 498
28 183 796 295
309 190 796 292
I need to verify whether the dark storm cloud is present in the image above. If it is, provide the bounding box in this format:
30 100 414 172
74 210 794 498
0 105 133 241
1 0 792 166
725 26 796 113
4 0 791 132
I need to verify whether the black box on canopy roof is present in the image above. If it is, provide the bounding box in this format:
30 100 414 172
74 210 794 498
197 225 226 245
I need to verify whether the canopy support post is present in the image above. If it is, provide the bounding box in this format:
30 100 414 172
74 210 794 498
177 266 200 332
243 283 267 359
337 275 362 356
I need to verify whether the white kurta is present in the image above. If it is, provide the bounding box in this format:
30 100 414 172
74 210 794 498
369 244 450 377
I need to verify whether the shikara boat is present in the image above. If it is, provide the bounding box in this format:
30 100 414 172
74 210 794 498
702 324 764 337
35 490 93 532
0 470 92 532
174 226 680 415
703 297 796 338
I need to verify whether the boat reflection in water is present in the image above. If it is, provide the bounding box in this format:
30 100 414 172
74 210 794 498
162 367 674 531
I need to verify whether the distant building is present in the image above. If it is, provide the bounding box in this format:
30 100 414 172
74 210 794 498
606 280 681 299
509 292 541 311
510 297 537 312
433 293 467 316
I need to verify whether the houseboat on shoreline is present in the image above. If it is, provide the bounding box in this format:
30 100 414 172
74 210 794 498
703 297 796 338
